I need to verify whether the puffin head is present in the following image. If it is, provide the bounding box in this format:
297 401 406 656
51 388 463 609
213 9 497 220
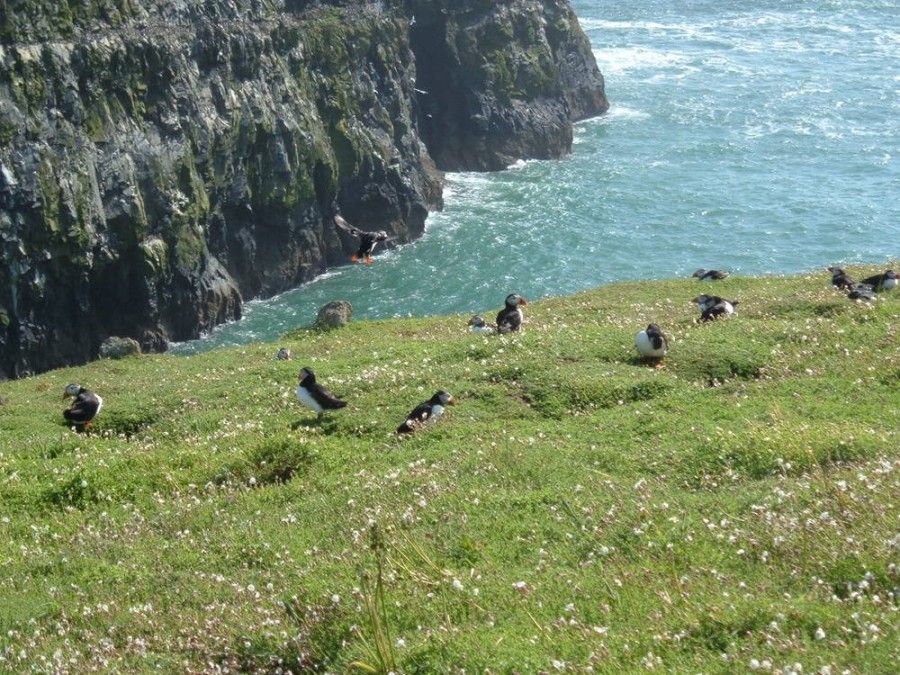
691 269 707 278
505 293 527 308
646 323 663 335
692 294 708 305
376 231 389 241
433 390 455 406
299 367 316 383
827 266 845 275
63 383 82 400
885 270 897 279
468 315 486 328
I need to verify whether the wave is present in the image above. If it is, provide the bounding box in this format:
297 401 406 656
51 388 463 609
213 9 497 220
592 47 690 75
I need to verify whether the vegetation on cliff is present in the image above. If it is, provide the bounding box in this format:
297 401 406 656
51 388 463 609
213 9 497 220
0 0 607 378
0 269 896 671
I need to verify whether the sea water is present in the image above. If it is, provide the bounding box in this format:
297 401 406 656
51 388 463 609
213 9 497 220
175 0 898 353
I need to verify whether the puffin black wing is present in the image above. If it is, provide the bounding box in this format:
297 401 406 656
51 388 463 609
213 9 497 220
859 274 882 289
307 381 347 410
64 391 101 425
334 214 363 238
397 402 433 434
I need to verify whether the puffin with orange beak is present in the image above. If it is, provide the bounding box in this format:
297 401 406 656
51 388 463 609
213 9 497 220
62 384 103 429
397 391 455 434
496 293 527 333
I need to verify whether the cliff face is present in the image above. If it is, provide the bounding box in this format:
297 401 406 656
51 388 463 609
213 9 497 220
409 0 608 171
0 0 606 378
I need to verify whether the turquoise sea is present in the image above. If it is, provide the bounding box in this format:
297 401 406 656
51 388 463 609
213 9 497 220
176 0 899 353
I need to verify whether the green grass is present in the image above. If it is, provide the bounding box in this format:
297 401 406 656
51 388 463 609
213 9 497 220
0 267 898 672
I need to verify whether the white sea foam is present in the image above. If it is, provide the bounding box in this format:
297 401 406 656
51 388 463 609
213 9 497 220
592 47 690 76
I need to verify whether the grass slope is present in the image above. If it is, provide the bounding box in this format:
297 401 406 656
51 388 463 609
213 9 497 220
0 268 898 673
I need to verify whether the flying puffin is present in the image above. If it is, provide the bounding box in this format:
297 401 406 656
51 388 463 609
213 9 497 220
397 390 455 434
635 324 668 367
496 294 527 334
692 268 730 281
828 266 856 291
859 269 897 292
847 284 876 301
694 294 738 321
295 367 347 418
62 384 103 429
334 214 392 265
467 315 497 334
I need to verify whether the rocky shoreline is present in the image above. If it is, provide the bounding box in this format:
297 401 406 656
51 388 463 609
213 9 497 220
0 0 607 378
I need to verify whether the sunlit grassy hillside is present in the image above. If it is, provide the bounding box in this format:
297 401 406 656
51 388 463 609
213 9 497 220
1 267 898 673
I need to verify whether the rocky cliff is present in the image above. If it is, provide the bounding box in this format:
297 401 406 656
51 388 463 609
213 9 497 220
0 0 606 378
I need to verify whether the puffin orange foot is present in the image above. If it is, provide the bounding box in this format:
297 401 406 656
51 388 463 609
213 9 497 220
654 362 666 369
351 255 359 262
365 256 373 265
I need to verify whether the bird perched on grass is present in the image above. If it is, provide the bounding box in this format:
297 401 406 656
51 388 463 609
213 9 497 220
828 266 856 291
397 391 455 434
467 315 497 334
694 294 738 321
859 269 896 292
496 294 527 333
276 347 292 360
334 214 391 265
62 384 102 429
635 324 668 367
295 367 347 418
692 268 729 281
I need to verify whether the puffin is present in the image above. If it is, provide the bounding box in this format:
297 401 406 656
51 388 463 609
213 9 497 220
295 367 347 418
828 266 856 291
694 294 738 322
62 384 103 429
334 214 391 265
692 268 729 281
496 294 528 334
635 324 668 367
276 347 292 361
859 269 897 292
847 284 876 301
397 390 455 434
467 315 497 334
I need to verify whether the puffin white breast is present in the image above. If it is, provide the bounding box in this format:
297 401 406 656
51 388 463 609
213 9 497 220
296 385 324 413
636 331 666 358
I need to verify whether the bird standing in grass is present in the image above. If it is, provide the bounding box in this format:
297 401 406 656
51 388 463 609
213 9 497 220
694 294 738 321
334 214 391 265
635 323 668 367
828 266 856 290
295 367 347 419
467 315 497 334
63 384 102 429
397 391 455 434
692 268 729 281
496 294 527 333
859 269 896 292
